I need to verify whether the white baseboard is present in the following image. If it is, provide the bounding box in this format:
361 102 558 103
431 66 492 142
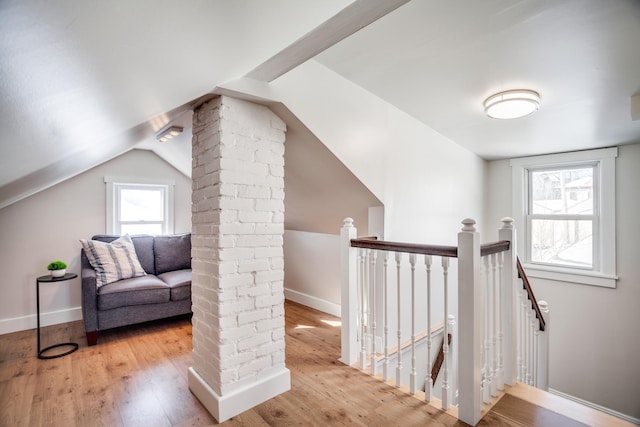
284 288 341 317
188 366 291 423
549 388 640 425
0 306 83 336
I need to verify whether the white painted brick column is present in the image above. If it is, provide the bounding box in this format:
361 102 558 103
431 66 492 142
188 96 290 422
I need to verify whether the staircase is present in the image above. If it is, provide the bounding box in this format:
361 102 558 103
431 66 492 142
340 216 551 425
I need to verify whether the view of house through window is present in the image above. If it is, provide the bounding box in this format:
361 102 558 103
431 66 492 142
511 147 616 288
528 165 595 269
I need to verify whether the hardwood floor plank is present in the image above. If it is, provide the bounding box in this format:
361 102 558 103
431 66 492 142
70 344 126 427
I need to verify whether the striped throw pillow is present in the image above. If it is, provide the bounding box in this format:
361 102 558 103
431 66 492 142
80 235 146 288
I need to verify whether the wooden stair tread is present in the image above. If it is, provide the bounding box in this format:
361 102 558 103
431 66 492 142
504 383 636 427
491 394 588 427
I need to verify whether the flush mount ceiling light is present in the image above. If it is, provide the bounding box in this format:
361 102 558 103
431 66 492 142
483 89 540 119
156 125 183 142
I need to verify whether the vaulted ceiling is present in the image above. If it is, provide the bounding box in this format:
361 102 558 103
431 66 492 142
1 0 639 212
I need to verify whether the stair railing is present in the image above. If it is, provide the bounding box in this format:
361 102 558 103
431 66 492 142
516 257 549 389
340 217 549 426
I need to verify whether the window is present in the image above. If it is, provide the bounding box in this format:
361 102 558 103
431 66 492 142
511 148 617 288
105 177 174 235
528 165 595 269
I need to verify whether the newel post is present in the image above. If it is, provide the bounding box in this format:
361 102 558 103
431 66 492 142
499 217 518 386
457 218 482 426
340 218 358 365
536 300 550 390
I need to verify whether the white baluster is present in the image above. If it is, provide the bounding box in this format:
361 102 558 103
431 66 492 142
359 249 367 370
523 302 529 385
525 306 532 385
383 252 390 381
409 253 417 394
490 253 498 397
479 257 485 401
441 256 450 410
479 269 485 402
515 290 522 382
531 320 540 387
370 250 378 376
482 255 491 404
519 288 527 383
424 255 433 402
496 252 504 391
395 252 402 387
447 314 457 405
530 313 536 387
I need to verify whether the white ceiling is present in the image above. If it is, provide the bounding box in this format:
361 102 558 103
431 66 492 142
1 0 639 209
316 0 640 160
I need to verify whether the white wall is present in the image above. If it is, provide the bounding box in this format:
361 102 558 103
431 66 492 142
274 103 381 235
270 62 482 340
223 60 487 245
486 143 640 420
283 230 341 317
0 149 191 334
222 61 484 341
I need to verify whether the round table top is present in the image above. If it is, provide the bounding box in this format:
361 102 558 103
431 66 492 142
37 272 78 282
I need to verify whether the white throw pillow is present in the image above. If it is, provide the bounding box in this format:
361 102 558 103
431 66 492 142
80 235 146 288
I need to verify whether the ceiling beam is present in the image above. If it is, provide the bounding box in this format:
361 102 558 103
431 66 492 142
245 0 411 82
0 103 192 209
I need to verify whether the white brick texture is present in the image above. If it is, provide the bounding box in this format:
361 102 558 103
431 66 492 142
191 96 287 397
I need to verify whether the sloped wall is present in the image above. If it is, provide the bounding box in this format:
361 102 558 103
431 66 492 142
221 61 486 324
267 61 487 244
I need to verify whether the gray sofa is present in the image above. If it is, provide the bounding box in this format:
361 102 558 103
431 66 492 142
81 233 192 345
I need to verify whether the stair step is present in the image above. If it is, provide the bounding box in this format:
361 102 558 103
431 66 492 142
503 383 635 427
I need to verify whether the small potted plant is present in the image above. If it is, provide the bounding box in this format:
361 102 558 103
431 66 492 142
47 260 67 278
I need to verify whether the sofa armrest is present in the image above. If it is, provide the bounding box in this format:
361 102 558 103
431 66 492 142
80 250 99 334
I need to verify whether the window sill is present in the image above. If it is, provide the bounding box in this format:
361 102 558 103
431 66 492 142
522 263 618 288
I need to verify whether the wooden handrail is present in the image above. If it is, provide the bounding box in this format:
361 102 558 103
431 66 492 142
350 238 511 259
480 240 510 257
431 333 452 383
350 238 458 258
516 257 546 331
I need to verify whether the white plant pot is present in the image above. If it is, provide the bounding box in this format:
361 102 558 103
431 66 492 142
50 269 66 277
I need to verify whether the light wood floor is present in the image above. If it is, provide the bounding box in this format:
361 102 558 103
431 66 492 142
0 301 625 426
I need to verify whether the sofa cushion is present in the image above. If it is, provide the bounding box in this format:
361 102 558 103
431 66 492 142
80 235 147 288
154 234 191 275
91 234 156 275
98 275 169 310
158 269 192 301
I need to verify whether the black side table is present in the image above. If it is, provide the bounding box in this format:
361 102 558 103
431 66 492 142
36 273 79 359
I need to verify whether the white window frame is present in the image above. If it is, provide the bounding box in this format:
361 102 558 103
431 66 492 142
510 147 617 288
105 176 175 235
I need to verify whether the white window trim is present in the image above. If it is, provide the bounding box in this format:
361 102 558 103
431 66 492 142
510 147 617 288
105 176 175 235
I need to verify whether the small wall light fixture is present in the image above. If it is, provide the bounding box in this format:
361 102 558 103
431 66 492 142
483 89 540 119
156 126 184 142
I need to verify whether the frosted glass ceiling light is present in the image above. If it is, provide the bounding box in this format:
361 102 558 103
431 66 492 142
484 89 540 119
156 126 183 142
